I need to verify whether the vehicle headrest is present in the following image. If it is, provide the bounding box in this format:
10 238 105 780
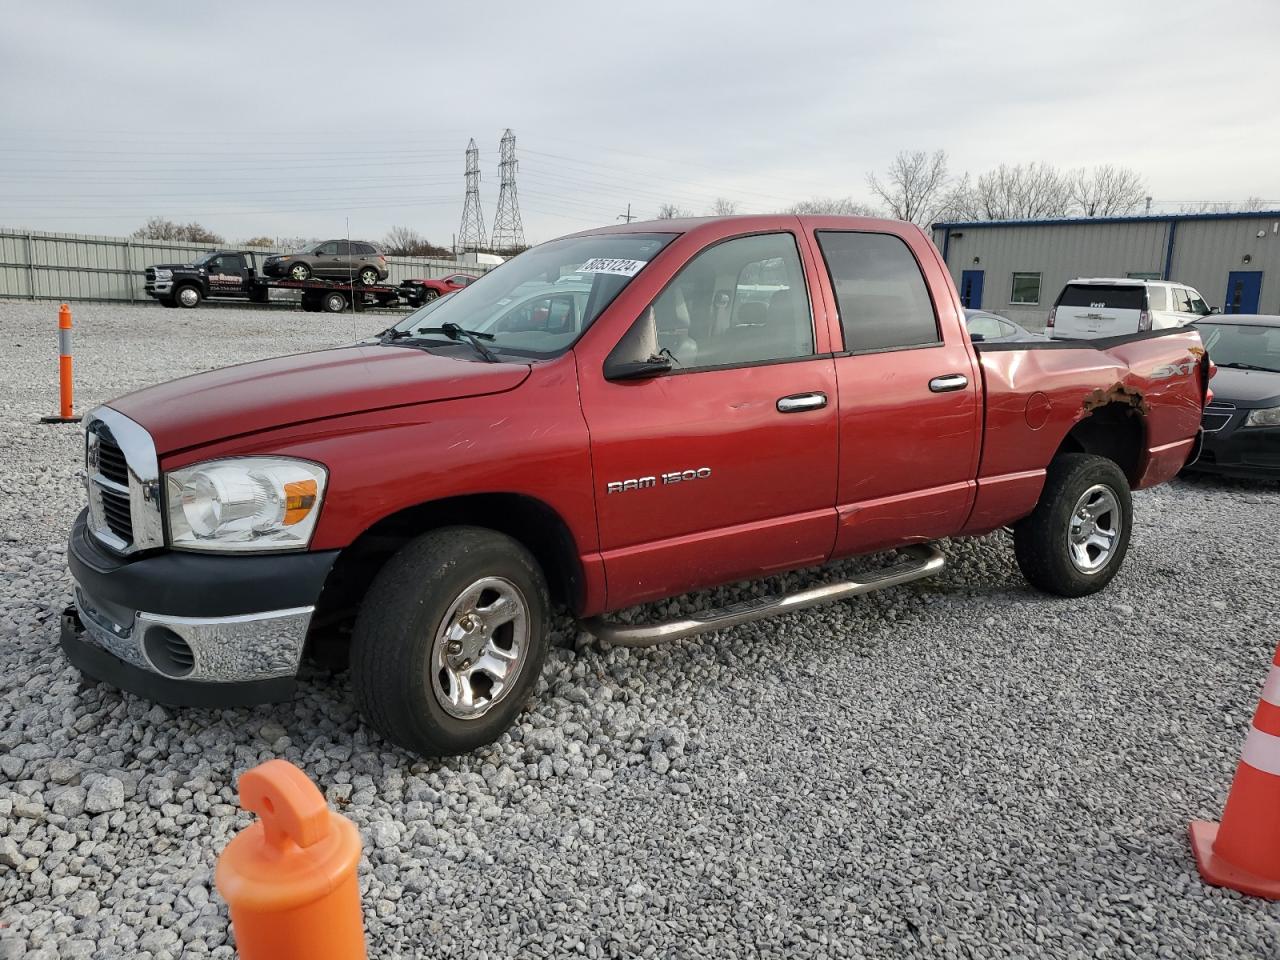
737 301 767 325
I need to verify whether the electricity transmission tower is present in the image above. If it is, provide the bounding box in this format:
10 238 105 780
491 129 526 252
457 138 487 252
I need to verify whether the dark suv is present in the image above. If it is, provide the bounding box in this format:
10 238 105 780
263 241 389 284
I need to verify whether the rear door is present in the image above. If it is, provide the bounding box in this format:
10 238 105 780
579 229 840 608
807 224 981 556
1052 283 1145 338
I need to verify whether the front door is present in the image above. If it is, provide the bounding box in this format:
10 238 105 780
807 227 981 557
960 269 984 309
1225 271 1263 314
205 254 247 297
579 231 839 609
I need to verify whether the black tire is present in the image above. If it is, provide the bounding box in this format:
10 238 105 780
358 267 380 286
322 291 348 313
350 527 551 756
160 298 178 308
289 262 312 281
174 284 202 309
1013 453 1133 597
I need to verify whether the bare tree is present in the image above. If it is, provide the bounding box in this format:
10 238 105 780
709 197 739 216
131 217 224 244
1067 165 1148 217
867 150 956 226
1177 196 1268 214
784 196 881 216
962 162 1073 221
383 225 450 257
656 203 695 220
241 236 274 248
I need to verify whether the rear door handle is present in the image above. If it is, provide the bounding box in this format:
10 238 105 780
928 374 969 393
776 392 828 413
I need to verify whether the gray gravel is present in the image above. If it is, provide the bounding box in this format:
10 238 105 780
2 299 1280 958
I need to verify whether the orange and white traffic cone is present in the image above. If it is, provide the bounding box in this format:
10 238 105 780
216 759 368 959
1190 643 1280 899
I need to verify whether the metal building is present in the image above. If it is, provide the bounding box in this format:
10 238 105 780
931 210 1280 331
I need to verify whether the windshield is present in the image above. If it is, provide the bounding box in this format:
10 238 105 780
193 253 217 266
387 233 675 359
1195 322 1280 373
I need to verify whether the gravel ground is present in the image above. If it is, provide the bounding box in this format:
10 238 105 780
2 300 1280 959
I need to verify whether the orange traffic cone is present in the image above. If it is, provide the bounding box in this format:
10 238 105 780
216 759 368 959
1190 643 1280 899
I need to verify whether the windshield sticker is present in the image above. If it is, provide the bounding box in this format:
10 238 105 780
576 258 647 277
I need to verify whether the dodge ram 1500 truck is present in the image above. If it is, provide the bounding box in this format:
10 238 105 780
63 215 1210 756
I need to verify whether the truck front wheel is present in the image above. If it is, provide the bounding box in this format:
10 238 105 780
1013 452 1133 597
350 527 551 756
175 284 202 308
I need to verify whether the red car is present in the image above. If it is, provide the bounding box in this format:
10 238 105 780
62 215 1209 757
398 272 479 306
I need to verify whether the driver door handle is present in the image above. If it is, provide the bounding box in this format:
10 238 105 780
928 374 969 393
776 392 828 413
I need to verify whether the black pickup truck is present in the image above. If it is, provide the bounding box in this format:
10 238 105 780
144 250 401 312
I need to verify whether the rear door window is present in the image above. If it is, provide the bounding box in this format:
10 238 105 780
1057 285 1145 310
816 231 939 352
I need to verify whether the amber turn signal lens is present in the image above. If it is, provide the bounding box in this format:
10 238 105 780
283 479 318 526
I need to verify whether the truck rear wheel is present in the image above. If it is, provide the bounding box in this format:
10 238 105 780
322 291 348 313
350 527 551 756
1013 453 1132 597
175 284 202 308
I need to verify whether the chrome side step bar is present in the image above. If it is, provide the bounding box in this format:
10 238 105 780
583 543 945 647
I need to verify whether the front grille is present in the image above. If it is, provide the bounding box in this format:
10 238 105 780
83 409 163 555
95 428 130 486
1202 400 1236 434
99 487 134 542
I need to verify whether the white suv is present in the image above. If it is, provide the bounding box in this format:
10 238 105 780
1049 278 1214 339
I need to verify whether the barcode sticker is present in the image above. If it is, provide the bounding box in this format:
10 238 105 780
576 258 647 277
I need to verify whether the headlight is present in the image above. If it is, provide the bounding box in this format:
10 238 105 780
154 268 172 281
1245 407 1280 428
165 457 327 553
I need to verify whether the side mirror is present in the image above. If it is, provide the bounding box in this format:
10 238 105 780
1210 306 1221 314
604 306 671 381
605 356 673 381
968 332 985 342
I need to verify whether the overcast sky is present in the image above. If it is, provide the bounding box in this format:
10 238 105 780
2 0 1278 247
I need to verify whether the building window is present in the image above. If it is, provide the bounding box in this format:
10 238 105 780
1010 272 1041 305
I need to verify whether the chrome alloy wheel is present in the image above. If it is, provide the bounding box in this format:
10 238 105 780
1068 483 1122 574
430 577 530 720
289 263 310 280
178 287 199 307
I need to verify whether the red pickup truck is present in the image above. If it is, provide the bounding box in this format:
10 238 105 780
63 215 1209 756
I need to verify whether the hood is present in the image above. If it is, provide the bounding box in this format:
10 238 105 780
106 344 530 454
1209 366 1280 407
151 262 201 271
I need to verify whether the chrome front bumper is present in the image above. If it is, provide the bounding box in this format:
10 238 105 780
72 579 313 684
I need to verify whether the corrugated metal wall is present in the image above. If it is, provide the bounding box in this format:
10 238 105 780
0 229 495 302
932 213 1280 330
1170 216 1280 313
